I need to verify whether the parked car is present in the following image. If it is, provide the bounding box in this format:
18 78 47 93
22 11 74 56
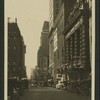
30 83 34 87
30 83 37 87
56 81 66 89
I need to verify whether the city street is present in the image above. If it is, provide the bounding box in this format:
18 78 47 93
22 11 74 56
19 87 91 100
7 1 92 100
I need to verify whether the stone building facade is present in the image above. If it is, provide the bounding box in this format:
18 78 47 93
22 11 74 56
63 0 91 92
8 19 26 80
49 0 92 94
37 21 49 81
49 0 76 82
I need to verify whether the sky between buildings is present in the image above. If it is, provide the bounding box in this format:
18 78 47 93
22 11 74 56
6 0 49 79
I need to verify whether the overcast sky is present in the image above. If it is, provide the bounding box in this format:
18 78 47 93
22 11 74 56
6 0 49 79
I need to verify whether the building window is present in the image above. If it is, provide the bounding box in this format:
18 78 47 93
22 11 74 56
58 51 59 60
13 62 16 65
72 34 75 56
54 29 58 52
13 46 16 50
14 37 16 40
76 28 80 56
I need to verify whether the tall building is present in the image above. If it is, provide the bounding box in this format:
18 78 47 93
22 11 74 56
8 18 26 80
37 21 49 81
48 0 91 95
49 0 61 31
63 0 91 93
49 0 76 82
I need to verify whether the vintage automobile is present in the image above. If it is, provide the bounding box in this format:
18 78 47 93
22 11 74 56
56 81 66 90
30 80 37 87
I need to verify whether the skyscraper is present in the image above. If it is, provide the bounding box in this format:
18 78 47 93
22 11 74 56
8 18 26 80
37 21 49 81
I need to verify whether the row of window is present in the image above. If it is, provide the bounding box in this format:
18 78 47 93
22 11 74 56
8 46 17 50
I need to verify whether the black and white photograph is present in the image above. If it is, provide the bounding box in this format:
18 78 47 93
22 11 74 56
5 0 95 100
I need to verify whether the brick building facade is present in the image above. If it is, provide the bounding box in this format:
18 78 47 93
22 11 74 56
8 19 26 80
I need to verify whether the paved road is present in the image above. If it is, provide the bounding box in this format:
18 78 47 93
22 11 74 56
19 87 91 100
